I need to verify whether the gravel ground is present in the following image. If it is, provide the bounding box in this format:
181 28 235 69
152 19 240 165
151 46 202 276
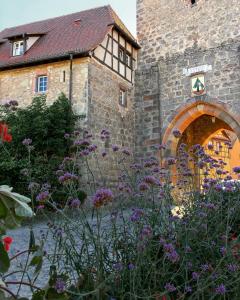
6 222 52 299
4 212 113 299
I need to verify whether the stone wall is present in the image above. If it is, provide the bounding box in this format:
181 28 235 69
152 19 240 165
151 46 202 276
134 42 240 159
87 58 134 181
0 58 89 116
135 0 240 161
137 0 240 65
0 55 135 183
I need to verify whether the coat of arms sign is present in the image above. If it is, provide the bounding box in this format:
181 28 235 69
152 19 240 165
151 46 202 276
191 74 206 96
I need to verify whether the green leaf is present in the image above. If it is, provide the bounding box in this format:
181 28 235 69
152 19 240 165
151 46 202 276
0 201 7 218
0 224 6 236
0 241 10 273
29 249 43 275
77 190 87 204
46 288 69 300
32 290 45 300
29 229 36 251
0 186 34 220
0 290 16 300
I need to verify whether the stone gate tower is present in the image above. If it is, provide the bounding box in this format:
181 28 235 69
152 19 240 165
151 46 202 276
135 0 240 172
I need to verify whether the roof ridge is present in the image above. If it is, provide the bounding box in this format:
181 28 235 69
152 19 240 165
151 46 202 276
106 5 137 41
0 5 110 33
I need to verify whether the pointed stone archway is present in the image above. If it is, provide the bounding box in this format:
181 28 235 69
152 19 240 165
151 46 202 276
162 101 240 159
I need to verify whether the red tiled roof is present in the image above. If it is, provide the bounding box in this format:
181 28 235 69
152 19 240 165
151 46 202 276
0 5 138 69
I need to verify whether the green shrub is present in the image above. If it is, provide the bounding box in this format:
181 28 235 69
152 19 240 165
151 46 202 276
0 94 76 201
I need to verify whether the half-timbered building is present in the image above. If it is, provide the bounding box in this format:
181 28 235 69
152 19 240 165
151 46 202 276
0 6 139 179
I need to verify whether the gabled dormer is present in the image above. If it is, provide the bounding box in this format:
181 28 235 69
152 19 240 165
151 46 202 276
4 33 43 57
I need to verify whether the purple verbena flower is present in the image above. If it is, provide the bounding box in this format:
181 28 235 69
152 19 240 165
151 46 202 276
200 264 210 272
64 133 70 139
128 263 135 270
9 100 18 106
74 139 90 147
143 175 159 186
163 243 179 263
166 250 180 263
130 208 144 222
22 138 32 146
172 128 182 138
163 243 175 252
164 282 176 292
138 182 149 191
227 263 238 272
55 228 63 237
100 129 110 140
36 191 50 202
233 166 240 174
36 205 45 210
122 148 131 156
55 278 66 294
158 144 166 150
144 158 158 168
220 246 227 256
113 262 123 271
185 286 192 293
92 188 113 208
58 172 78 184
185 245 192 253
28 182 40 192
102 151 107 157
215 284 226 295
69 198 81 208
140 225 152 240
88 144 97 152
41 183 51 191
166 157 176 166
112 144 119 152
192 272 200 281
81 149 90 156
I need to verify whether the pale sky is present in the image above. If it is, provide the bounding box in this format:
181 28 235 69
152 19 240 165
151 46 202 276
0 0 137 36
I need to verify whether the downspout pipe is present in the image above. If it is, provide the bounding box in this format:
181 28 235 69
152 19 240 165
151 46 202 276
69 53 74 103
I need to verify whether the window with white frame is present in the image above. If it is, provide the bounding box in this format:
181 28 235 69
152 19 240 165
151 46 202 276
36 76 48 93
12 40 24 56
119 88 127 107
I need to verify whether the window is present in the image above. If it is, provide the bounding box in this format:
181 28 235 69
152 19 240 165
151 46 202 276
12 40 24 56
191 0 196 5
119 48 124 62
126 53 131 68
118 46 133 69
36 76 48 93
119 89 127 107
